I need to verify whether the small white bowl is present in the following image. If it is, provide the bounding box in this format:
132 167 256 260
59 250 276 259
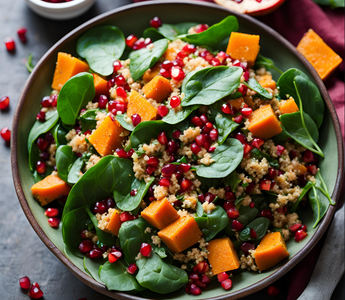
25 0 96 20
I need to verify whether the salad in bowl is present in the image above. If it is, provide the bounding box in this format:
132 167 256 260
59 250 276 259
27 14 335 297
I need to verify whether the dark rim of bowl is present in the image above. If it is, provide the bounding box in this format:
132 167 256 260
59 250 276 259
11 1 344 299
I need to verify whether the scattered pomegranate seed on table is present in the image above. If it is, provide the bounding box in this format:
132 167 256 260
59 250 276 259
4 37 15 52
267 285 281 297
0 96 10 110
19 276 31 289
0 127 11 142
17 27 27 43
28 283 43 299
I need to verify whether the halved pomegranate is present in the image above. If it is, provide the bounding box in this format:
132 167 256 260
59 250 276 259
214 0 286 16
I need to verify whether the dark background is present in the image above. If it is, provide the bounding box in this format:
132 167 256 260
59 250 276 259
0 1 343 299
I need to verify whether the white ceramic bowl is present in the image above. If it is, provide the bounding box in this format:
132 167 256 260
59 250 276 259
25 0 96 20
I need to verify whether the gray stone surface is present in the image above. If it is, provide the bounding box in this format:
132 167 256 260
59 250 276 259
0 1 343 299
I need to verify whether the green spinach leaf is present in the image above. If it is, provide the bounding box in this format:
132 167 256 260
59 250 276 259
243 77 273 99
79 109 98 131
315 169 335 205
143 24 179 41
239 217 270 242
52 123 68 147
136 252 188 294
55 145 78 182
289 181 314 213
237 206 259 227
251 148 279 169
129 39 168 81
194 205 228 241
308 185 329 228
57 72 95 126
100 260 144 292
116 113 135 131
196 138 243 178
162 105 199 125
254 54 283 74
67 157 84 184
181 66 242 107
312 0 344 7
223 171 241 192
27 110 59 171
178 16 239 50
173 22 199 34
76 26 125 76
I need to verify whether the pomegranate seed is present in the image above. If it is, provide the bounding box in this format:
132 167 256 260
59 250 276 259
172 130 181 139
120 211 136 222
195 261 209 273
191 143 201 154
130 189 138 196
115 148 128 159
232 220 244 231
195 280 207 288
1 127 11 142
221 103 234 115
160 68 170 78
36 111 46 122
0 96 10 110
176 51 188 60
276 206 287 215
89 248 103 259
126 34 138 48
39 151 49 160
260 179 272 191
97 95 108 109
114 75 126 86
150 16 162 28
182 44 196 55
19 276 31 289
235 133 248 145
221 278 233 290
198 194 205 203
171 66 185 81
252 138 265 149
216 51 230 63
105 198 115 209
51 94 57 107
92 201 107 214
181 179 193 190
17 27 27 43
189 283 202 295
113 60 122 73
133 37 151 50
147 157 159 168
195 24 209 33
115 87 127 99
161 164 177 177
211 58 221 66
201 274 211 284
127 263 138 274
178 163 191 173
173 58 185 67
223 201 235 211
243 70 250 81
203 192 215 203
307 164 318 175
233 60 248 70
108 100 127 114
276 145 285 156
302 150 315 164
48 217 60 228
79 240 93 253
189 273 200 281
198 114 208 124
289 150 298 160
4 37 15 51
44 132 54 144
44 208 59 217
28 284 43 299
131 114 141 127
241 242 256 255
267 168 277 180
107 78 116 89
162 60 173 70
234 115 243 123
159 178 170 187
238 84 248 96
243 143 253 155
208 146 216 152
108 251 122 263
267 285 281 297
260 209 272 220
301 224 307 231
217 272 229 282
195 134 208 147
227 208 239 219
250 228 257 239
209 129 219 141
225 191 235 201
204 122 214 132
157 105 169 117
167 140 179 154
245 183 254 194
37 137 49 151
36 161 46 174
157 132 168 145
191 116 204 127
140 243 152 257
170 96 181 108
249 202 255 208
289 223 302 233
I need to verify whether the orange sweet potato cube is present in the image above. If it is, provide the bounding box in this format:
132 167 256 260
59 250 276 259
51 52 89 91
88 115 126 156
207 237 240 274
248 104 282 139
104 209 122 236
279 98 299 115
297 29 343 80
93 73 109 96
254 232 289 271
259 75 277 90
127 90 157 121
226 32 260 66
143 63 161 83
142 76 172 103
163 47 179 61
141 198 179 230
158 216 202 253
31 174 71 206
227 97 245 110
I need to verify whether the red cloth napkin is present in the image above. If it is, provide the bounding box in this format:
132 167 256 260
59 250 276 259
134 1 344 298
